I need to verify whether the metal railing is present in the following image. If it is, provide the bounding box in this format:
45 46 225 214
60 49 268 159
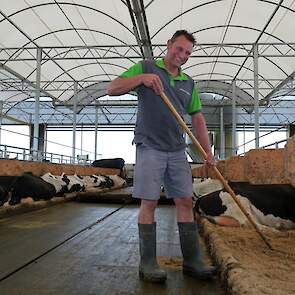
0 144 94 164
236 138 287 156
260 138 287 149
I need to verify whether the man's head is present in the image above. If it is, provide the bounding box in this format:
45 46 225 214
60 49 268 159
166 30 195 68
171 30 196 46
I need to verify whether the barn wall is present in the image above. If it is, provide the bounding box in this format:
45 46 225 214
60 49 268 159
192 135 295 186
0 159 120 176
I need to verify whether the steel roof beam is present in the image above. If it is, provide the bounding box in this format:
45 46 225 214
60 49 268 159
0 113 28 124
262 71 295 104
129 0 153 59
0 62 56 101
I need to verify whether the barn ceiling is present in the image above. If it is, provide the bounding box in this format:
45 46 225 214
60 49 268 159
0 0 294 127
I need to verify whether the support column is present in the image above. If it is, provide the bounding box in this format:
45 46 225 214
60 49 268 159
94 104 99 160
44 125 47 157
243 124 246 154
33 48 42 161
215 127 233 159
232 80 237 155
80 123 83 157
30 123 46 158
0 101 3 145
72 82 78 164
220 107 225 159
253 43 260 148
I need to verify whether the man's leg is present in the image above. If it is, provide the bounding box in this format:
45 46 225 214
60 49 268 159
174 197 216 280
137 199 167 282
138 199 158 224
133 145 167 282
174 197 194 222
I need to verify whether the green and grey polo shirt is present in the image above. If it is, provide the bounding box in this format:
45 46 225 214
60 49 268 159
120 58 202 151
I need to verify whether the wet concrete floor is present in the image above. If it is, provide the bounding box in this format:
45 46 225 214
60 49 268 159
0 202 225 295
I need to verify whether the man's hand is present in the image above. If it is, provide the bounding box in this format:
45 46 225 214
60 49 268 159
140 74 164 95
204 152 217 167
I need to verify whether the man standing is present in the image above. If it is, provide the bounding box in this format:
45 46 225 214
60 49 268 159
107 30 216 282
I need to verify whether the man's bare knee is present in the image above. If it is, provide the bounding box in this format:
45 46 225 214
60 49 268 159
138 199 158 224
173 197 194 222
141 199 158 211
174 197 193 209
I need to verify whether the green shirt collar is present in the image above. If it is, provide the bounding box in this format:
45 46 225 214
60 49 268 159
155 58 188 81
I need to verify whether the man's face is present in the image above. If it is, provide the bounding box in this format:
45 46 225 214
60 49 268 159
166 35 193 68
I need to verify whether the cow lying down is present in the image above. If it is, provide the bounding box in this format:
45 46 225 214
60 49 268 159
193 178 295 230
0 172 126 207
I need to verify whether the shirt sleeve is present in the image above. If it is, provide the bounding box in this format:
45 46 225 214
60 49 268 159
119 62 143 78
186 86 202 114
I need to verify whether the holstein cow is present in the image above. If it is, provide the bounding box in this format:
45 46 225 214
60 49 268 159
0 176 18 206
60 173 85 193
92 158 125 170
0 172 127 207
41 172 69 196
75 174 126 191
0 185 9 206
3 172 57 206
193 178 295 230
109 175 126 188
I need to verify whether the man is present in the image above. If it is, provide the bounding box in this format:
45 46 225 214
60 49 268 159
107 30 216 282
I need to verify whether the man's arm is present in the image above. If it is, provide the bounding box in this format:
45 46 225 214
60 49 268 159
191 111 216 166
107 74 163 96
107 76 143 96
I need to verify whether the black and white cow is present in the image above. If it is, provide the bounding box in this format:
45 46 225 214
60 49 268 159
0 185 9 206
60 173 85 193
0 172 126 207
75 174 125 191
41 172 69 196
4 172 57 206
193 178 295 230
75 175 105 190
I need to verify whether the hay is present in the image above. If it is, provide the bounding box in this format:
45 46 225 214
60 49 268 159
201 219 295 295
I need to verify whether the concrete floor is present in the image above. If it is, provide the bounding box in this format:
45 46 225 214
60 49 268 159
0 202 225 295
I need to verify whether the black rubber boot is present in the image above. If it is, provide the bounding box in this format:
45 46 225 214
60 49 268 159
138 223 167 283
178 222 216 280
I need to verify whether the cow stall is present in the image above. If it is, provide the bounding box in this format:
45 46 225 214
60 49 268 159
189 138 295 294
192 177 295 295
202 220 295 295
0 159 129 217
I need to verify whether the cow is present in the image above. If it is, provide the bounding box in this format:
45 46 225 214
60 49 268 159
0 185 9 206
109 175 126 188
91 158 125 170
0 172 127 208
41 172 68 196
6 172 56 206
60 173 85 193
193 178 295 230
74 175 103 190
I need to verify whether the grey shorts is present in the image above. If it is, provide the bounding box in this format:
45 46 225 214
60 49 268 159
132 144 193 200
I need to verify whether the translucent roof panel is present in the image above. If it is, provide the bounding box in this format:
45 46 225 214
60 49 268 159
0 0 294 126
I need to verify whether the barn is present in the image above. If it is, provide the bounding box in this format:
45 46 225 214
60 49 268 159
0 1 295 294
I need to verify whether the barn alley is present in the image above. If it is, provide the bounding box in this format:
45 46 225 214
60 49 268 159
0 201 224 295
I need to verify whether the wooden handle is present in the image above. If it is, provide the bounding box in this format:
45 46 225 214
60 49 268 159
160 91 273 250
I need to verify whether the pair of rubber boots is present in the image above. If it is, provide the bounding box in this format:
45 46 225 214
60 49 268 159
138 222 216 283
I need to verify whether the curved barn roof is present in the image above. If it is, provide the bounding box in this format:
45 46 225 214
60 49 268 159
0 0 294 126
